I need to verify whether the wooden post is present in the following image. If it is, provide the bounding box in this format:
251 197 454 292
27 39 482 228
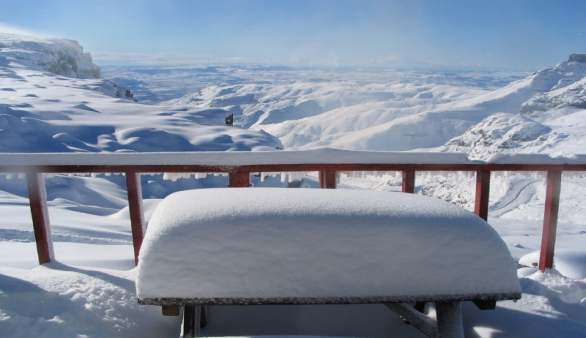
26 172 54 264
402 169 415 193
539 170 562 271
126 171 144 265
229 170 250 187
474 170 491 221
162 304 180 316
319 170 337 189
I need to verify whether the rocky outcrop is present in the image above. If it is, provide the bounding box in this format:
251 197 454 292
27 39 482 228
0 32 100 78
569 53 586 63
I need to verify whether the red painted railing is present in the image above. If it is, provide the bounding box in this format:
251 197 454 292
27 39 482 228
1 150 583 271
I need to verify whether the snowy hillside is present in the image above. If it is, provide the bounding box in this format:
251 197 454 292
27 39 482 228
156 69 519 150
0 32 282 153
136 54 586 156
442 56 586 159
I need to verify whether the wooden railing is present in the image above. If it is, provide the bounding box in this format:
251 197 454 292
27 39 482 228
1 149 585 271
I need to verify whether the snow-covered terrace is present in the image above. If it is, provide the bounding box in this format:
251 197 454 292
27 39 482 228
1 148 585 271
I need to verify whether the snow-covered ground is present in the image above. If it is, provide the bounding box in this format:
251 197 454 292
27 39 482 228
0 32 281 153
1 31 586 337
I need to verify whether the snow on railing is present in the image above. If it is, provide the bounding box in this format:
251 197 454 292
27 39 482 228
1 148 585 270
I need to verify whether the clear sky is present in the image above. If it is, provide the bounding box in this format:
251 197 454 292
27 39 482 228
1 0 585 70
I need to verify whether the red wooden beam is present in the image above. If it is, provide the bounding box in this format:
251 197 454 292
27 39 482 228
474 170 491 221
402 170 415 193
5 162 586 174
539 170 562 271
126 172 145 265
229 171 250 187
25 172 54 264
319 170 337 189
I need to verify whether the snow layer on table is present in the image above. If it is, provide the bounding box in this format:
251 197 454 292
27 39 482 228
137 188 520 300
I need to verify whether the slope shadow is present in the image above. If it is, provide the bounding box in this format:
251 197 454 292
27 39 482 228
204 304 424 338
463 277 586 338
46 262 135 291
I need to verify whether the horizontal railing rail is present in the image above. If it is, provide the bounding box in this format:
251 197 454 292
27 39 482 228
1 149 581 271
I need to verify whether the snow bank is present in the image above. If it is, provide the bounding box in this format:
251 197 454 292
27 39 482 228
520 250 586 280
0 262 178 338
486 153 586 164
137 188 520 301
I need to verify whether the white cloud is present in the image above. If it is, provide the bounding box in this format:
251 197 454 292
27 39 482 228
93 51 260 66
0 22 52 39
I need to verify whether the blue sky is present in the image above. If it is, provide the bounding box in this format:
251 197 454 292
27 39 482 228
0 0 585 70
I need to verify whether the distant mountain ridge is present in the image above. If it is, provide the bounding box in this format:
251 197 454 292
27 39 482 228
160 54 586 157
442 54 586 159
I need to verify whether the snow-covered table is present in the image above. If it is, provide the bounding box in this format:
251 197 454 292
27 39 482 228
136 188 520 338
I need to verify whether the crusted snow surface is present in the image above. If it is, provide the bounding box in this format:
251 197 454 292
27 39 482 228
0 257 178 338
137 188 520 300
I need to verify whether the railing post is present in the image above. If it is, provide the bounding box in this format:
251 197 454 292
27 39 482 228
539 170 562 271
319 170 337 189
229 170 250 187
126 171 145 265
26 172 54 264
402 169 415 193
474 170 491 221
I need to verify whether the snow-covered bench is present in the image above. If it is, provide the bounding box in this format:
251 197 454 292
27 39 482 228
136 188 521 338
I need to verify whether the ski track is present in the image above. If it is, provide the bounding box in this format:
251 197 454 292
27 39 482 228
490 178 539 217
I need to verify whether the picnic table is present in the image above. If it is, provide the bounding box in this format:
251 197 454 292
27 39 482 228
137 188 521 338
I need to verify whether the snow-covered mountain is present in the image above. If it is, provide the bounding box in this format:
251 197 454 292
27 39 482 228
442 55 586 159
159 69 517 150
151 54 586 158
0 32 282 152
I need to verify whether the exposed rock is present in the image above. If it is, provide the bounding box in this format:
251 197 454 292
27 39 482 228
442 113 559 160
0 32 100 78
569 53 586 63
